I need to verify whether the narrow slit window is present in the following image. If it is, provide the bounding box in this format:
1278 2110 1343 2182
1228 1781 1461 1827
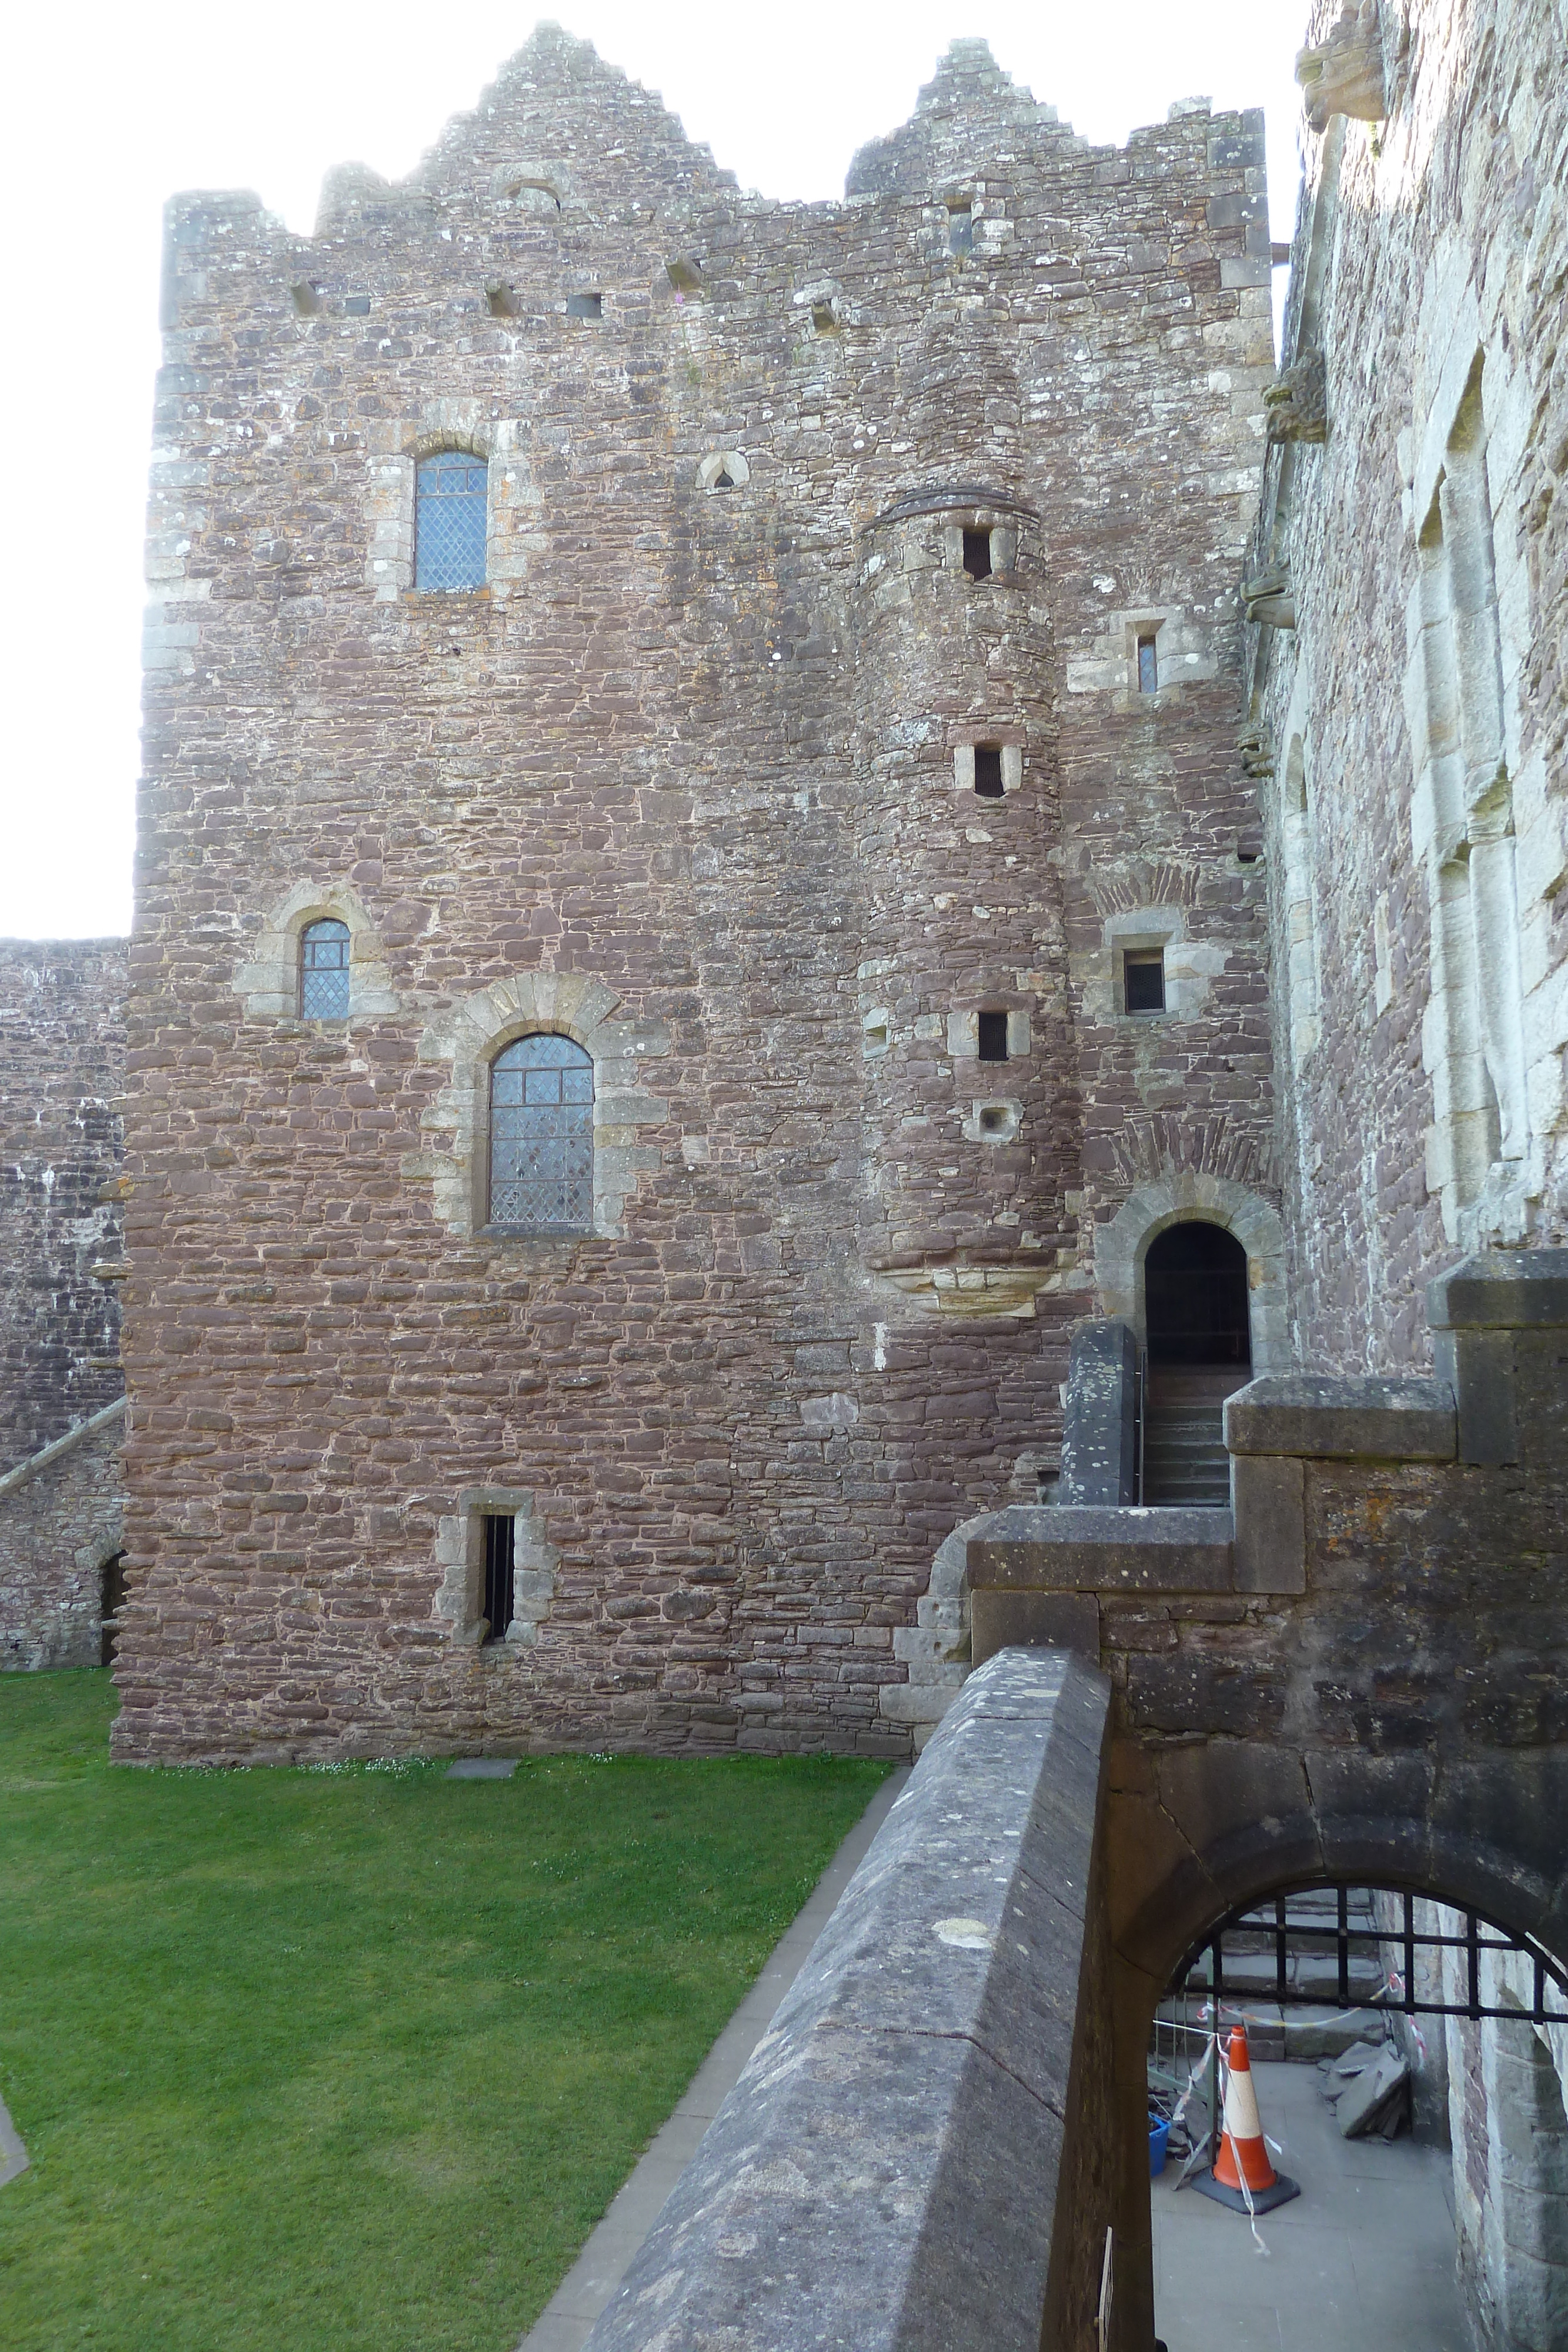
947 203 974 256
974 745 1004 799
489 1033 594 1231
415 448 489 592
1124 948 1165 1013
963 529 993 582
482 1514 515 1644
300 919 350 1019
1137 633 1159 694
977 1010 1009 1063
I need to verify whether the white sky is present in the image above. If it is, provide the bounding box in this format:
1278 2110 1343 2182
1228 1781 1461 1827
0 2 1305 939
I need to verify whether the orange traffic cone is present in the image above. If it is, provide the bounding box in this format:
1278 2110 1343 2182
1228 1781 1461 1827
1194 2023 1300 2213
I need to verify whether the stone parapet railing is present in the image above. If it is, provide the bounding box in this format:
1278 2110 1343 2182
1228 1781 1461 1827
583 1648 1115 2352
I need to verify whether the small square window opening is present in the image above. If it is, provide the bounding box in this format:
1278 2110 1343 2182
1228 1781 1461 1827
977 1010 1009 1063
963 529 993 582
974 745 1004 799
811 303 838 333
566 292 603 319
1124 950 1165 1014
979 1105 1008 1134
1137 633 1159 694
344 294 372 317
482 1514 516 1644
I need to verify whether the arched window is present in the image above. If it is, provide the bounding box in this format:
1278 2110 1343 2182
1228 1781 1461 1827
489 1034 594 1232
415 449 488 592
300 918 350 1018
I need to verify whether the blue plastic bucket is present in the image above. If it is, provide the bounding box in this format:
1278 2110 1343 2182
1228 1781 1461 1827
1149 2115 1172 2177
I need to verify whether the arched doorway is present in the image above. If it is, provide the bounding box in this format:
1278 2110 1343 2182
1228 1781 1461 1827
1146 1881 1568 2352
1140 1222 1251 1504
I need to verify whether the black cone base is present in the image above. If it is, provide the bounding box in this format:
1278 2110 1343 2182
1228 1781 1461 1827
1192 2166 1300 2214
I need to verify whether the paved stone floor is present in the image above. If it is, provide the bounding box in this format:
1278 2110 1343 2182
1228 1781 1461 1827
1154 2059 1467 2350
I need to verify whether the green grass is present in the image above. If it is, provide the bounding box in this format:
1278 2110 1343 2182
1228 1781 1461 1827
0 1673 887 2351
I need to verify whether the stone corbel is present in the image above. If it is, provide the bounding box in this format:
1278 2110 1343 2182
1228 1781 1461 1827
1296 3 1388 133
1264 349 1328 445
1238 726 1275 780
1242 562 1296 630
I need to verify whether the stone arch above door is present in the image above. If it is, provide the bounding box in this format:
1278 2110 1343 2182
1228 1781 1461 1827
1094 1172 1289 1372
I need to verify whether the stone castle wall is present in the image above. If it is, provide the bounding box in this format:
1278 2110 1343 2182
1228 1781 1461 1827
116 32 1274 1760
1255 0 1568 1368
0 940 127 1672
0 940 126 1471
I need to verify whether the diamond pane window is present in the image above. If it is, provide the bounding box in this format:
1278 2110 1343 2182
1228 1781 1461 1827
489 1034 594 1231
300 919 350 1018
414 449 488 592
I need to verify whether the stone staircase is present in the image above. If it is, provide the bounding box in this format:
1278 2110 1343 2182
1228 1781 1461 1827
1141 1368 1244 1505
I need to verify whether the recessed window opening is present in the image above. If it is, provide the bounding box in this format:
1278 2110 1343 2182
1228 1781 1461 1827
811 302 838 333
344 295 372 317
947 202 974 255
486 283 520 318
712 466 735 490
979 1105 1008 1133
300 919 350 1018
100 1551 126 1669
974 744 1004 798
290 282 323 317
1137 633 1159 694
482 1514 515 1644
963 529 993 582
489 1033 594 1231
1124 948 1165 1014
415 448 488 592
566 291 603 319
977 1010 1009 1063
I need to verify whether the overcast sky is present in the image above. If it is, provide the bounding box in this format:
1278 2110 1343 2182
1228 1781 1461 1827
0 2 1305 939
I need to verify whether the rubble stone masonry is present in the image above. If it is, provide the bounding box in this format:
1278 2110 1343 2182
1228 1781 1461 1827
0 941 126 1472
1255 0 1568 1367
116 34 1275 1759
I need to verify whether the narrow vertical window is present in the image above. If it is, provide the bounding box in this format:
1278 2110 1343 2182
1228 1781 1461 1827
1137 633 1159 694
977 1010 1009 1063
482 1515 515 1644
947 202 974 256
963 529 993 582
300 919 350 1018
1123 949 1165 1012
974 744 1004 798
415 448 488 592
489 1034 594 1231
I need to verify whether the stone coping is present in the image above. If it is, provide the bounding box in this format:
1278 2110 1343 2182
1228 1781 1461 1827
0 1395 126 1501
967 1505 1235 1592
580 1649 1113 2352
1223 1374 1456 1461
1427 1248 1568 1331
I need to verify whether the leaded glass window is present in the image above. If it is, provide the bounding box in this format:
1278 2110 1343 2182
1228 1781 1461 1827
489 1034 594 1231
414 449 488 592
300 919 350 1018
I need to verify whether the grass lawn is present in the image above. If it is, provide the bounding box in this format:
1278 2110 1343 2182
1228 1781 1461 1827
0 1672 888 2351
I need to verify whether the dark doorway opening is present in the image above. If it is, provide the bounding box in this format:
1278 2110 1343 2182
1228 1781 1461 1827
100 1551 126 1668
1139 1223 1251 1505
1145 1221 1251 1369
